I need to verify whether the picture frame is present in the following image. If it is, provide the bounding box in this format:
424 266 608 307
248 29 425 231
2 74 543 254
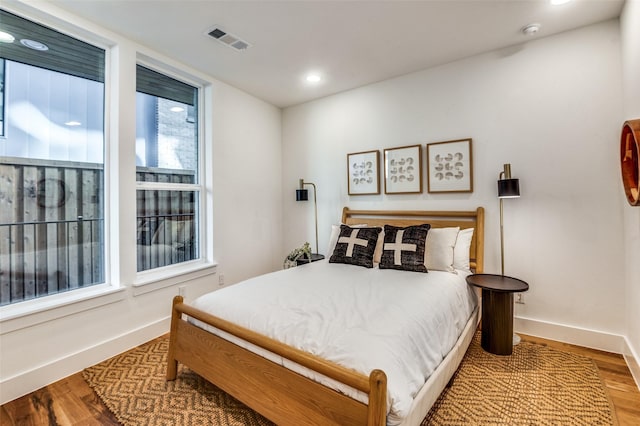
347 150 380 195
426 138 473 193
383 144 422 194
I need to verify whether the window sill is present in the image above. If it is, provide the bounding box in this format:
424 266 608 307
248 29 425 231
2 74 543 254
0 284 126 334
131 260 217 296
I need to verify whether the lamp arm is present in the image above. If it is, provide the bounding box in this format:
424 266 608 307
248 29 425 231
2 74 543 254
301 180 319 254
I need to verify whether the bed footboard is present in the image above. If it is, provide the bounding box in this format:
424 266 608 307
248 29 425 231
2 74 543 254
167 296 387 426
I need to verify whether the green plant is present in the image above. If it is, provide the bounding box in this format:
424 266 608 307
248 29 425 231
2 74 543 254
283 242 312 269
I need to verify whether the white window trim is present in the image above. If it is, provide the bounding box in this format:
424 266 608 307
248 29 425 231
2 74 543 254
0 283 125 334
0 6 119 325
131 260 217 296
0 6 216 328
133 58 209 283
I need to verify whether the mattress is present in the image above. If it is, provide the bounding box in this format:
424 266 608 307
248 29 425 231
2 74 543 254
190 260 477 425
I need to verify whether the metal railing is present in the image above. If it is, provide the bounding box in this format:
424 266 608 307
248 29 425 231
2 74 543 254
136 213 197 272
0 157 199 305
0 217 104 305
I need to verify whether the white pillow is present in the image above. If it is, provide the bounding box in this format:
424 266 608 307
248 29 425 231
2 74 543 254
453 228 474 272
373 229 385 265
425 227 459 273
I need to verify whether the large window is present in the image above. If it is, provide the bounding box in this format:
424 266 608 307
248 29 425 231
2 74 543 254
135 65 200 272
0 10 105 305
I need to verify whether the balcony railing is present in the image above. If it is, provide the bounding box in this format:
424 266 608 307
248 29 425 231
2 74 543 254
136 213 197 272
0 218 104 305
0 157 197 305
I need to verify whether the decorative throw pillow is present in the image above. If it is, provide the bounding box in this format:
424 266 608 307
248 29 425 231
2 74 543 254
453 228 474 272
379 224 430 272
327 223 369 255
329 225 382 268
425 227 460 273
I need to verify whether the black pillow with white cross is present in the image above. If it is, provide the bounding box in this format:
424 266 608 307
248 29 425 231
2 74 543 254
329 225 382 268
379 224 431 272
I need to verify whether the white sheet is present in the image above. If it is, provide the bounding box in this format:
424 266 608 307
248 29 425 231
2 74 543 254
190 260 477 425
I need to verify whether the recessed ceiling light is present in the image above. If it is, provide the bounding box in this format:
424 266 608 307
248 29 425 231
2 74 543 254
0 31 15 43
170 106 184 112
21 39 49 51
521 23 541 36
65 120 81 126
306 74 321 83
550 0 572 5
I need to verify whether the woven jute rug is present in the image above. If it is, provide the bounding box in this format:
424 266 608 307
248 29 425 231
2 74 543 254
83 333 618 425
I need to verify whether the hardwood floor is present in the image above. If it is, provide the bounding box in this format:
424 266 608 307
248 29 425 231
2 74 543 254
0 373 119 426
1 334 639 425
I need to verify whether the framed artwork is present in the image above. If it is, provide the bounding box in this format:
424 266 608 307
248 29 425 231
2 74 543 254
383 144 422 194
347 150 380 195
426 138 473 193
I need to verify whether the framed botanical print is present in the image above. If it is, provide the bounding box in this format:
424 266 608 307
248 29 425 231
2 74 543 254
384 144 422 194
426 138 473 193
347 150 380 195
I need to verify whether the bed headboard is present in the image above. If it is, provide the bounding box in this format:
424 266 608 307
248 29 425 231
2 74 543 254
341 207 485 273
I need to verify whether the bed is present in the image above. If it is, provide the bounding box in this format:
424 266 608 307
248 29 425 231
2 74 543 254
167 207 485 425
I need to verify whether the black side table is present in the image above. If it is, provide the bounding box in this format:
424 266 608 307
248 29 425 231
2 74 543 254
466 274 529 356
296 253 325 266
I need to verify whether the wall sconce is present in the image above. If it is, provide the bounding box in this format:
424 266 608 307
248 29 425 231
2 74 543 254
497 163 520 276
296 178 319 254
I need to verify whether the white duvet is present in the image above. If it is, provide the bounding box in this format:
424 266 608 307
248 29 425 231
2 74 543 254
190 260 477 425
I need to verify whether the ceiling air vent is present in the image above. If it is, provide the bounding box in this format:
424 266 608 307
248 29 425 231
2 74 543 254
207 26 251 51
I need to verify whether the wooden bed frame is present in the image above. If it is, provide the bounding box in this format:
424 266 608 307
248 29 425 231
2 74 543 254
167 207 484 426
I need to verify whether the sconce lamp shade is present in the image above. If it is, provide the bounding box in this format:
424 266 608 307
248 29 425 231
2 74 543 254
296 189 309 201
498 179 520 198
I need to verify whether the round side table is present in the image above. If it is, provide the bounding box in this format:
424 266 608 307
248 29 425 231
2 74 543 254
295 253 325 266
466 274 529 356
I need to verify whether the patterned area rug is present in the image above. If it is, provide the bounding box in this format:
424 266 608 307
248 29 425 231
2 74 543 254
83 333 617 426
422 334 618 425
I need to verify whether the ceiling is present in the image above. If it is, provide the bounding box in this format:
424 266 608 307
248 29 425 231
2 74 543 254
45 0 624 108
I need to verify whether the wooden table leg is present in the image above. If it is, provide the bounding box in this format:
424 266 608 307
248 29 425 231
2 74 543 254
481 289 514 355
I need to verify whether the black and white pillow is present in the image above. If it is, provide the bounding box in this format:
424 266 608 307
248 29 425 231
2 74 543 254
379 224 430 273
329 225 382 268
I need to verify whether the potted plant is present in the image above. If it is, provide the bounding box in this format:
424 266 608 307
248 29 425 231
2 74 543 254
283 242 312 269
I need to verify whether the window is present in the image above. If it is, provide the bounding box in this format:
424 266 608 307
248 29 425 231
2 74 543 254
135 65 200 272
0 10 105 305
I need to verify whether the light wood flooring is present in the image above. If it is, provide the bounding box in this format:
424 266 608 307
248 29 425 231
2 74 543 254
1 334 639 425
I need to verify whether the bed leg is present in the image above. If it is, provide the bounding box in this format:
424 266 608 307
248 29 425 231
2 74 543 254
166 295 183 381
367 369 387 426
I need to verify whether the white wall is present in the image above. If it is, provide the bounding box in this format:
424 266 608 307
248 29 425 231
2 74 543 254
211 82 283 284
620 0 640 387
0 2 282 404
283 20 626 350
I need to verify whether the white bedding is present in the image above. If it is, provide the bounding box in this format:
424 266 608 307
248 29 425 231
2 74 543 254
190 260 477 425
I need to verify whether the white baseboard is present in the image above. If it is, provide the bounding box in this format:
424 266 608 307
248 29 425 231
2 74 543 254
515 316 640 392
514 316 626 354
623 337 640 390
0 317 170 405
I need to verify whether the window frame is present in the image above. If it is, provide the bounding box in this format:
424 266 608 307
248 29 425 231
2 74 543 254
0 7 216 326
132 59 207 284
0 6 114 322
